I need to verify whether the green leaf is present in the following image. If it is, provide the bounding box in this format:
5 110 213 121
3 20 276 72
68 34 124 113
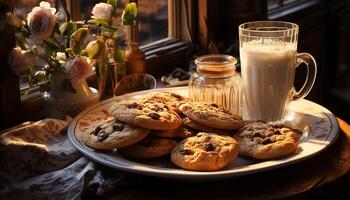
122 3 138 25
115 49 124 63
107 0 117 8
43 39 59 57
101 24 118 32
39 82 50 93
85 40 101 59
59 21 77 36
69 27 89 54
88 18 109 26
88 18 118 32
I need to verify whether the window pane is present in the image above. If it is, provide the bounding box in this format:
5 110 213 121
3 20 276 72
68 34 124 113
138 0 168 46
80 0 169 46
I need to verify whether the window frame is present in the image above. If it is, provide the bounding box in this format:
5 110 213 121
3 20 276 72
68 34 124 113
268 0 321 19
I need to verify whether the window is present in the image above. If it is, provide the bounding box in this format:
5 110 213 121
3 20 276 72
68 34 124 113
138 0 168 46
267 0 321 19
268 0 301 10
79 0 169 46
10 0 189 105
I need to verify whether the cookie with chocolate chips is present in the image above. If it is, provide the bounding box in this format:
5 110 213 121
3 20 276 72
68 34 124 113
182 117 231 135
234 122 299 159
111 100 182 130
179 102 244 130
140 91 189 114
171 132 239 171
83 120 149 150
120 137 177 159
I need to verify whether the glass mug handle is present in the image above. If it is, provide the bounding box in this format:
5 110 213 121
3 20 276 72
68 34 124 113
292 53 317 100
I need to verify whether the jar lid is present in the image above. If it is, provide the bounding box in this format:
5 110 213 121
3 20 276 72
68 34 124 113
195 54 237 76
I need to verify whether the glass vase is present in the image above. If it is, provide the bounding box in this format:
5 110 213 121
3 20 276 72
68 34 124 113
43 71 99 118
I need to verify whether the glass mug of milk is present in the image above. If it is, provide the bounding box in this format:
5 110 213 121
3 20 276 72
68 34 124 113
239 21 317 122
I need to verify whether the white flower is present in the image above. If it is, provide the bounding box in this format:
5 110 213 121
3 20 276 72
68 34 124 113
91 3 113 22
56 52 67 61
64 56 93 79
27 1 57 40
8 47 35 74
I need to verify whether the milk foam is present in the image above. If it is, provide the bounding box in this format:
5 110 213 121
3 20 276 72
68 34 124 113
240 40 297 121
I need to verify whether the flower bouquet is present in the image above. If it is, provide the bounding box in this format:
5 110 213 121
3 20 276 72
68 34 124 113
6 0 137 117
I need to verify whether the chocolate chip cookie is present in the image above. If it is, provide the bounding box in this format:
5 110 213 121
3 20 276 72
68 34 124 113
150 127 194 138
179 102 244 130
233 122 299 159
120 137 177 159
111 100 182 130
182 117 231 135
83 120 149 150
171 132 239 171
140 91 189 114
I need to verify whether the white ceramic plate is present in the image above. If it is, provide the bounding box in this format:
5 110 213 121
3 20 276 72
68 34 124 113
68 87 339 180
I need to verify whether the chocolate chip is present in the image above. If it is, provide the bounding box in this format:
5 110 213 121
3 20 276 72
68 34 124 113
203 143 215 151
113 123 124 131
93 125 102 135
155 107 164 112
164 105 169 110
273 124 285 129
293 128 303 135
274 129 281 135
127 102 138 109
137 105 143 110
251 132 265 138
97 131 108 142
171 93 182 99
180 149 194 155
149 112 161 120
261 138 273 145
210 103 218 108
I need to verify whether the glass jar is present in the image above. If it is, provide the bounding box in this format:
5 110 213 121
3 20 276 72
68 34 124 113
189 54 242 116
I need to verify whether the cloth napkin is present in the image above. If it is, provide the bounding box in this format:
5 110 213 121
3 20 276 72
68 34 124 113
0 118 134 200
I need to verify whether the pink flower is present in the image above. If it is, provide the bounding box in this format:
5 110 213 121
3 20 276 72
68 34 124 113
65 57 93 79
27 1 56 40
91 3 113 22
8 47 35 74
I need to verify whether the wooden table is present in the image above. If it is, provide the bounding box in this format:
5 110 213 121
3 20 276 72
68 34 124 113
96 118 350 200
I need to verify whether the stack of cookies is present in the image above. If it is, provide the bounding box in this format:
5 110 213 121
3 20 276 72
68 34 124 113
83 91 301 172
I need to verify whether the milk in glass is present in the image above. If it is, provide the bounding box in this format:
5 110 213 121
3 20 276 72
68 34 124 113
240 39 297 121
